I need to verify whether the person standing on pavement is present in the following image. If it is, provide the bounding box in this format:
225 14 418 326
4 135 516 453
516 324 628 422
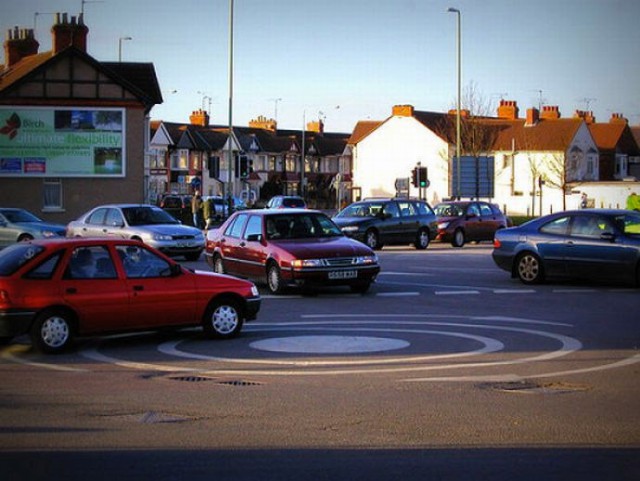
191 190 203 228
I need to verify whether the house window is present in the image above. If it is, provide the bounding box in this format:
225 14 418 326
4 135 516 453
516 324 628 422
43 178 63 211
171 149 189 170
208 156 220 179
615 154 628 178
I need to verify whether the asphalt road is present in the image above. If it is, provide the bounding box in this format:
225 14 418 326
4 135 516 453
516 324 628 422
1 243 639 480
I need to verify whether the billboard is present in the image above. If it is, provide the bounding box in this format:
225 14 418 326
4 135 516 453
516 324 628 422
0 107 125 177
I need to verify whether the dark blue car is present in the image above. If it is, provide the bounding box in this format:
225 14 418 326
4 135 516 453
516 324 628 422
492 209 640 286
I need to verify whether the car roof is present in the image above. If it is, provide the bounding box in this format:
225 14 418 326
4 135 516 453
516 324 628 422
24 237 146 248
235 208 321 216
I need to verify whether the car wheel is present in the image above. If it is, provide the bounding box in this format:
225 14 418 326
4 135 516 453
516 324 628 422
516 252 544 284
18 234 34 242
30 309 74 354
203 298 243 339
267 262 286 294
415 228 430 250
184 252 201 262
0 336 12 345
350 282 371 294
365 229 382 250
452 229 465 248
213 255 226 274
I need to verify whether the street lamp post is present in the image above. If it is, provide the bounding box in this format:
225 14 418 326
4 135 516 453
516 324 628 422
118 36 132 62
447 7 461 199
301 110 306 198
227 0 235 204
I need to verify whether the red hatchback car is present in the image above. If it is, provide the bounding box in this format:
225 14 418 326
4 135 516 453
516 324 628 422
0 238 260 353
205 209 380 294
434 201 511 247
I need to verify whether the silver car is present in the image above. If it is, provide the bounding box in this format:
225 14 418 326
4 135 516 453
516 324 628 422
0 208 66 248
66 204 205 261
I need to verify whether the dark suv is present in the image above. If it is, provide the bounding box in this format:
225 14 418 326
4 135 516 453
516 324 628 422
158 194 192 225
434 200 510 247
332 198 437 250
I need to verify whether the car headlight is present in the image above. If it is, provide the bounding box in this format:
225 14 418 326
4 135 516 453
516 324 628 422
437 222 450 230
41 230 59 238
355 255 377 265
251 285 259 297
291 259 325 268
341 225 360 233
152 233 173 241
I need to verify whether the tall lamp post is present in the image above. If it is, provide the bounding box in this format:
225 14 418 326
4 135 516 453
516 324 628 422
227 0 235 203
300 110 306 198
447 7 461 199
118 36 132 62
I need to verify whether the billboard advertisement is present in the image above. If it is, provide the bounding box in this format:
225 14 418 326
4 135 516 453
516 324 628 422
0 107 125 177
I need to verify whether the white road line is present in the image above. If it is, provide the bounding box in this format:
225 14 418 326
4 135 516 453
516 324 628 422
435 290 480 295
1 344 86 372
552 289 597 293
493 289 536 294
376 292 421 297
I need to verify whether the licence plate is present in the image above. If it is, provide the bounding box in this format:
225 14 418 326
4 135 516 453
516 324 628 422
328 270 357 280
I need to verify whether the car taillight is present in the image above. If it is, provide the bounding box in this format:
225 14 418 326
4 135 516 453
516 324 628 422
493 239 501 248
0 289 11 306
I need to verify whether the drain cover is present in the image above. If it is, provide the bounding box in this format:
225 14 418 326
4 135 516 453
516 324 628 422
170 375 215 382
480 380 590 394
217 380 262 386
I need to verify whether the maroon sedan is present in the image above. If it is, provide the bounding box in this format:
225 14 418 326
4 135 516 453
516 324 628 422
0 238 260 353
434 201 511 247
205 209 380 294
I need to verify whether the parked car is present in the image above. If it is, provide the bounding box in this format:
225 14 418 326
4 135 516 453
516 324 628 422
158 193 192 225
205 209 380 294
0 208 66 248
202 196 249 228
66 204 205 261
434 200 511 247
492 209 640 286
265 195 307 209
0 237 261 353
332 198 437 250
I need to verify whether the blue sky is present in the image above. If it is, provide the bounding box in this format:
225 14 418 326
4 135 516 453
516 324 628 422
3 0 639 133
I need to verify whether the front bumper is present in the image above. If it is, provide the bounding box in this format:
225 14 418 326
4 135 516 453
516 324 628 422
0 309 36 338
244 297 261 321
282 264 380 288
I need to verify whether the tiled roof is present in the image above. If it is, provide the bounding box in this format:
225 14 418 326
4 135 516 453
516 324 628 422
492 118 583 151
0 47 162 111
588 122 639 155
348 120 382 144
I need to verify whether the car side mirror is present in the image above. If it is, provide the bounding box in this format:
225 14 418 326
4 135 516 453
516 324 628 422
246 233 262 242
112 221 125 227
170 264 182 277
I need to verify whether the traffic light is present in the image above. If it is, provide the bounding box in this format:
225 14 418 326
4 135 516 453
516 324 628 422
239 155 249 178
411 167 418 187
418 167 428 188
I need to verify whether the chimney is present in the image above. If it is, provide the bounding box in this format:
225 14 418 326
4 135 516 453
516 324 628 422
189 109 210 127
609 113 628 124
573 110 596 124
52 12 89 54
248 115 277 132
540 105 560 120
392 105 414 117
525 108 539 126
3 27 39 68
497 100 519 120
307 119 324 134
448 108 470 118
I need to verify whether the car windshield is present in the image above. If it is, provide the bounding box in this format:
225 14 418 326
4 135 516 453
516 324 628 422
265 213 343 239
434 204 464 217
0 209 42 223
0 243 46 276
122 206 180 226
337 203 384 218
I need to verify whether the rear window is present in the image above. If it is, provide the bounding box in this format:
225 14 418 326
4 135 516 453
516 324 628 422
0 244 46 276
282 198 306 208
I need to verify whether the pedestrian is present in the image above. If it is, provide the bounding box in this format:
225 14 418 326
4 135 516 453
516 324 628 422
191 190 203 228
580 193 588 209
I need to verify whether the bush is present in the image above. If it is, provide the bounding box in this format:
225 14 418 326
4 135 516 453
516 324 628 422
509 215 536 226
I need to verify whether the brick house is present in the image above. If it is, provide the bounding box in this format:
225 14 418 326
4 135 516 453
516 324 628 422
0 13 162 223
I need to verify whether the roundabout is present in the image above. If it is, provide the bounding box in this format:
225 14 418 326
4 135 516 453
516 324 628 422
71 314 640 381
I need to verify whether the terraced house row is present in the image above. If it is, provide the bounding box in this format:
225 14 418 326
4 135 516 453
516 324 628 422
2 12 639 223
